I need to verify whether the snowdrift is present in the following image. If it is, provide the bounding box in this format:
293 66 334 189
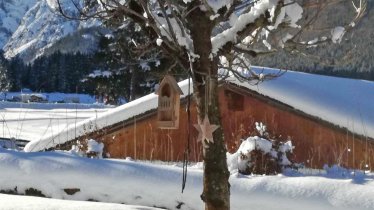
0 149 373 210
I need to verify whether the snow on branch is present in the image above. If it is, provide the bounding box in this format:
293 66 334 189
281 0 367 51
211 0 281 55
147 4 194 54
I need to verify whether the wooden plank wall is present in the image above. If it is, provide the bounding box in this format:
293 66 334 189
220 86 374 170
100 85 374 170
102 102 202 162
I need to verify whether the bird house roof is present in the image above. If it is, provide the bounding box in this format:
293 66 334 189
155 75 183 95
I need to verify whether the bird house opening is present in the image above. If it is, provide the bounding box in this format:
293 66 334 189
159 84 173 121
161 84 171 97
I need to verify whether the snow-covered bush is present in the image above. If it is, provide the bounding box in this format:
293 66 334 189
69 144 84 156
68 121 109 158
227 122 295 175
87 139 104 158
70 139 104 158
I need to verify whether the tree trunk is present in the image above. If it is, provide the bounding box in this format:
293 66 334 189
187 6 230 210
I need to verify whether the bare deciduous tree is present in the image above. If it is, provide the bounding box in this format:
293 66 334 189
55 0 366 209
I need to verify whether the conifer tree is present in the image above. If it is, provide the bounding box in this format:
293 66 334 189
0 60 10 100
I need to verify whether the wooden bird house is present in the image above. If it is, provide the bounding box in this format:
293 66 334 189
156 75 183 129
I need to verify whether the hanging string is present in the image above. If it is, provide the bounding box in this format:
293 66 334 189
205 76 209 116
182 56 193 193
205 66 213 117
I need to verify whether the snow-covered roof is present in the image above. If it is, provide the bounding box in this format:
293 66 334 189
24 79 192 152
234 67 374 140
25 68 374 152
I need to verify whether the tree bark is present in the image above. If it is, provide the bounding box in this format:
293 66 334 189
187 5 230 210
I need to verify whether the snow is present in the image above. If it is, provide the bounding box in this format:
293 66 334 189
1 17 19 33
228 67 374 139
209 0 305 52
0 0 37 48
0 193 160 210
279 141 293 153
210 0 303 53
25 79 192 152
255 122 266 136
227 136 273 172
331 26 346 44
226 128 294 173
1 149 374 210
279 33 293 47
46 0 59 10
25 69 374 152
3 0 100 63
150 9 194 53
0 103 111 142
211 0 280 54
156 38 163 46
241 136 273 154
3 0 78 60
262 39 272 50
283 0 303 28
0 149 202 210
87 139 104 157
88 70 112 78
2 92 99 104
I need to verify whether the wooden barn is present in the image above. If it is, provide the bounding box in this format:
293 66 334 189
25 69 374 170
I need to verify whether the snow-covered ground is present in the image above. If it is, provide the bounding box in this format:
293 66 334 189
0 193 160 210
0 103 111 142
0 148 373 210
1 92 98 104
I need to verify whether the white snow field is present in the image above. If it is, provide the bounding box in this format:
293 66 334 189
0 148 373 210
0 102 111 142
25 68 374 152
0 193 160 210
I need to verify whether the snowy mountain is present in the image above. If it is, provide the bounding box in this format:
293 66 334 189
0 0 37 49
2 0 104 63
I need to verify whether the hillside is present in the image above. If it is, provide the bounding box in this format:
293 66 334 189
252 1 374 74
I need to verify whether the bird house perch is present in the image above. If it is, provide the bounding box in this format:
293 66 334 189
156 75 183 129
